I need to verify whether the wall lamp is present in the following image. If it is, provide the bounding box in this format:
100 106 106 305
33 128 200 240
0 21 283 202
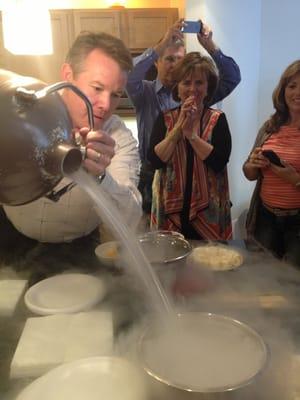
2 0 53 55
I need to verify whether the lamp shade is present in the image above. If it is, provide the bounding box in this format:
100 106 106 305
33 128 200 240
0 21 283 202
2 0 53 55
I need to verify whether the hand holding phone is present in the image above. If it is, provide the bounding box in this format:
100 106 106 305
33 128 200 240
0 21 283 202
181 20 202 34
262 150 284 167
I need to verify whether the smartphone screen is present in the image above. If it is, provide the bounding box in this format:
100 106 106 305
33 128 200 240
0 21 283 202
181 20 202 34
262 150 284 167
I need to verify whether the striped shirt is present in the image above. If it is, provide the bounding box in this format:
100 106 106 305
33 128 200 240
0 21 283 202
261 125 300 209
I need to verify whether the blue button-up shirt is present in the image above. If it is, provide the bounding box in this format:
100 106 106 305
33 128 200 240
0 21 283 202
126 47 241 162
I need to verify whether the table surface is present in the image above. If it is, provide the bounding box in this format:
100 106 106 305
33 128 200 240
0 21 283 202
1 239 300 400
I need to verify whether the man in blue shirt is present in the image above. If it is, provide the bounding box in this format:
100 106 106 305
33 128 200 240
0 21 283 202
126 18 241 216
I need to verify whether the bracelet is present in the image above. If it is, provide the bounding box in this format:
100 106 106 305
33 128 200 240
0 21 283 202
189 132 197 141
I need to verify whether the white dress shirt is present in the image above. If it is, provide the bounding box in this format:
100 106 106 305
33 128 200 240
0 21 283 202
4 115 142 243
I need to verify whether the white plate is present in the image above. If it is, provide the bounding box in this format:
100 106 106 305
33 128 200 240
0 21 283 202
24 273 106 315
16 356 147 400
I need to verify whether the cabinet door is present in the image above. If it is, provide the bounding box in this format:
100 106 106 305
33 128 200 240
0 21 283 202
4 10 73 84
73 10 121 38
123 8 178 51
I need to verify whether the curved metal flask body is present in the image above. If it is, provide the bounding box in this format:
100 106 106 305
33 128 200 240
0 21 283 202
0 69 94 205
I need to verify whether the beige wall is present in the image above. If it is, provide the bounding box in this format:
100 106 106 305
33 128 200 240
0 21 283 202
171 0 184 17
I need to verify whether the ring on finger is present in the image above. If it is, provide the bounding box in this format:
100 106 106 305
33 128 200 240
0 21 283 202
95 152 102 162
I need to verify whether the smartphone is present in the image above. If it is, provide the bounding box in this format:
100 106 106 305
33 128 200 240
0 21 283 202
181 20 202 34
262 150 284 167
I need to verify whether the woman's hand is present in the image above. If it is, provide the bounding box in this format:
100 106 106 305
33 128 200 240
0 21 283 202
76 127 115 177
270 160 300 186
247 147 270 169
179 96 199 139
243 147 269 181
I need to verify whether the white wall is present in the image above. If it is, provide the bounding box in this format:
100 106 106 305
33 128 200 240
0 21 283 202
258 0 300 126
186 0 261 220
185 0 300 220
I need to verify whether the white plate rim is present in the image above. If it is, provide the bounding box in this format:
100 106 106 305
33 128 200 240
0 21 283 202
24 273 106 315
16 356 145 400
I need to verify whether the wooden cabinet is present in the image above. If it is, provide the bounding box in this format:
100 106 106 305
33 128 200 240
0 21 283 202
0 8 178 83
122 8 178 51
73 9 122 38
72 8 178 51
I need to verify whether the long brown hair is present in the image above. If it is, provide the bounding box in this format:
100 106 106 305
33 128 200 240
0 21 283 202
171 52 219 105
266 60 300 133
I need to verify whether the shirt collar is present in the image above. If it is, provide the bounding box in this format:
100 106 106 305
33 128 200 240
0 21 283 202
155 78 175 96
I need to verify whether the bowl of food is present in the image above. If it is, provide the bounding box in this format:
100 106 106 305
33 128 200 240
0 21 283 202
188 242 244 271
95 241 120 267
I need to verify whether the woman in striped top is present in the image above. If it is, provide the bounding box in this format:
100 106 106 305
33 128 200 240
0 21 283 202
243 60 300 266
